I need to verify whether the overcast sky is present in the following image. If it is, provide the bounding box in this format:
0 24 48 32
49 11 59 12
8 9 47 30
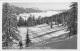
9 2 71 11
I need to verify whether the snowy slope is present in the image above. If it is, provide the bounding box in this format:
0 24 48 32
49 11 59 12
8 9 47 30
18 27 27 41
18 24 69 44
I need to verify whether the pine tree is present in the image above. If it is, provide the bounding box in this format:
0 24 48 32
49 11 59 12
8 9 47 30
68 2 77 38
19 41 23 49
2 3 20 48
25 28 31 47
32 15 35 26
24 19 26 26
26 15 33 26
18 16 24 26
50 21 53 28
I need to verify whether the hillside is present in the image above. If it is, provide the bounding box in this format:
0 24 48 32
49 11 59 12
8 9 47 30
10 5 42 15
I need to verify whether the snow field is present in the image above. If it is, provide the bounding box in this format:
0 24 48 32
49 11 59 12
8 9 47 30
18 24 69 44
30 30 69 43
18 27 27 40
50 30 70 37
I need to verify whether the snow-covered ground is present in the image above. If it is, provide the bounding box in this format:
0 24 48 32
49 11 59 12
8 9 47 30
18 27 27 41
17 11 61 20
17 24 69 44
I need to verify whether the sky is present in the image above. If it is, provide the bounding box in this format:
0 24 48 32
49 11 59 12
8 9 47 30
9 2 72 11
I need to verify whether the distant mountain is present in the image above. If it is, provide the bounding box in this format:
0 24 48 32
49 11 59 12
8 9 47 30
46 9 68 12
25 8 42 13
10 5 42 15
10 5 26 15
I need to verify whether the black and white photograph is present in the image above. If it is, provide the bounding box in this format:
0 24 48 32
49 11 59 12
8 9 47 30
2 2 77 49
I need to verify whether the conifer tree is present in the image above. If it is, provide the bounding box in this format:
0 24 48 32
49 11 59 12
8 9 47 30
19 41 23 49
25 28 31 47
2 3 20 48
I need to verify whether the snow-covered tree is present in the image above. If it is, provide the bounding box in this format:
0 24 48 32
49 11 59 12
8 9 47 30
2 3 20 48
